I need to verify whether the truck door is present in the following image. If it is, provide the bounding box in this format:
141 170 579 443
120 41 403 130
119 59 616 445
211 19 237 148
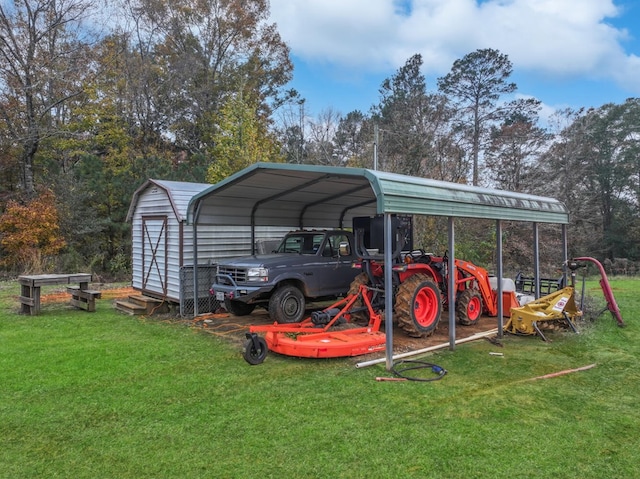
314 232 357 296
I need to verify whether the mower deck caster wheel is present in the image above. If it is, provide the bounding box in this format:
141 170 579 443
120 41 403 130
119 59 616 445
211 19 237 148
243 333 268 365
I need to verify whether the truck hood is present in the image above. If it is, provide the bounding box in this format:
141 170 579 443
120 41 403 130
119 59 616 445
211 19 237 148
217 254 310 268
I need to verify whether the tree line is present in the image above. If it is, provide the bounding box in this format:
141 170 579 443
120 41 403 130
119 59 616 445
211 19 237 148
0 0 638 278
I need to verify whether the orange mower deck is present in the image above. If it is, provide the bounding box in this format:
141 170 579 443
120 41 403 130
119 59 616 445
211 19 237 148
261 324 386 358
242 285 385 364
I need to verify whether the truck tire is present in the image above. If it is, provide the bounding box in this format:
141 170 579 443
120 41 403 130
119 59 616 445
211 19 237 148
269 284 306 323
456 288 483 325
224 298 256 316
395 274 441 338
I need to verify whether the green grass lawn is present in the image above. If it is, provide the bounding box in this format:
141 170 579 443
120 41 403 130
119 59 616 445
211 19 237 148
1 279 638 478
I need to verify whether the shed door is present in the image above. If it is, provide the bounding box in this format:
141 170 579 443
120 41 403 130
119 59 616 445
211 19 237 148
142 216 168 295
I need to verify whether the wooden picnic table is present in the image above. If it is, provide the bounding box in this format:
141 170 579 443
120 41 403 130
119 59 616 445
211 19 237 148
18 273 100 315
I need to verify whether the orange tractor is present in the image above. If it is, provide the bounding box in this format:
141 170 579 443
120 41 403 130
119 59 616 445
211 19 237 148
349 252 504 337
243 215 516 364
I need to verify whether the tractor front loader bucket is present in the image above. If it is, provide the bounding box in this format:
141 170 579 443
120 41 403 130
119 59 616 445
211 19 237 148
505 287 582 341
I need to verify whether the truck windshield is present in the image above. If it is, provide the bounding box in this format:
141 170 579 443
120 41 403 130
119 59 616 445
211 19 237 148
276 233 326 254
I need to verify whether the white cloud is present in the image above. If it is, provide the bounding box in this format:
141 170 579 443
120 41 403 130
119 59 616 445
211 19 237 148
269 0 400 67
268 0 640 94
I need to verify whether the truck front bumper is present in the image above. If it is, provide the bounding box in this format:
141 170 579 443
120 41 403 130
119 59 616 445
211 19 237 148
211 274 272 303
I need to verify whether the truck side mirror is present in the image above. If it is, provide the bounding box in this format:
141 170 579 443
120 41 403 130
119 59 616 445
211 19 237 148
339 241 351 256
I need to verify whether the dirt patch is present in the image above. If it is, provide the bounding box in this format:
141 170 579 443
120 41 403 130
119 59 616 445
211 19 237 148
35 284 503 360
40 286 136 303
184 307 503 360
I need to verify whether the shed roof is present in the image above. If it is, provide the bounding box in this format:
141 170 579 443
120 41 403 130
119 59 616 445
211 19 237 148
188 163 568 226
127 179 211 223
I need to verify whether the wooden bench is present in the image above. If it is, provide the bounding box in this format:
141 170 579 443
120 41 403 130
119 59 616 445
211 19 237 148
66 286 102 312
18 273 94 315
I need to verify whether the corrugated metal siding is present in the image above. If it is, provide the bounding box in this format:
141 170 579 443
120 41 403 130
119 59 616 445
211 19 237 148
373 172 568 224
193 225 294 263
130 180 211 302
129 179 292 302
189 163 569 229
131 187 174 297
152 180 210 221
190 167 376 228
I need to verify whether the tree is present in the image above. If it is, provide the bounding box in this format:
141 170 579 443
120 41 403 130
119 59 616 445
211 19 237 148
305 108 343 166
372 53 458 179
272 92 307 164
437 48 517 186
206 92 282 183
534 100 640 261
485 103 549 191
334 110 370 168
372 53 429 175
0 0 97 198
116 0 293 154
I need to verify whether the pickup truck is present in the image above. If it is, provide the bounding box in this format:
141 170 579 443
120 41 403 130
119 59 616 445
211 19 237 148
211 230 358 323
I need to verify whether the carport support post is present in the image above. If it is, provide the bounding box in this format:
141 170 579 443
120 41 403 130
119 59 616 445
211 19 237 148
193 217 199 317
192 199 204 318
384 213 394 371
533 222 541 299
562 224 568 283
448 217 456 350
496 220 504 337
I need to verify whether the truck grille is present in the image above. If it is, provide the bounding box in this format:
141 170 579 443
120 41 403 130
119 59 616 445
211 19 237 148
217 266 247 283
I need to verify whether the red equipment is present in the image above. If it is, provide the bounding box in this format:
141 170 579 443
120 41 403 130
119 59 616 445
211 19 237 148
572 256 625 327
353 250 517 338
242 284 386 364
241 215 518 364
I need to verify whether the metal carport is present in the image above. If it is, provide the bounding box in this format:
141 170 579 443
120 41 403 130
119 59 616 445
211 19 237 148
188 162 569 369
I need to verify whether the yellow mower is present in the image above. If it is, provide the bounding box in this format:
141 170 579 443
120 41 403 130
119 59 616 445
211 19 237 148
505 257 625 341
505 287 581 341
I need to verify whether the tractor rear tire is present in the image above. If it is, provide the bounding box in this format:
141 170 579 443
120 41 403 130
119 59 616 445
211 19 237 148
395 274 441 338
347 273 371 323
224 298 256 316
269 284 306 323
456 288 483 325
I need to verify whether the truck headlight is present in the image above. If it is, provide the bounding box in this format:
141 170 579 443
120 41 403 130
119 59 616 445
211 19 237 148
246 267 268 282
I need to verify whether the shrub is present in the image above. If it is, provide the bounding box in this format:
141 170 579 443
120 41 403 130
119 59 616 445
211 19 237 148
0 190 66 272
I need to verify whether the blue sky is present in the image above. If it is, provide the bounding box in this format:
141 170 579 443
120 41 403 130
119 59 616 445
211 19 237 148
268 0 640 120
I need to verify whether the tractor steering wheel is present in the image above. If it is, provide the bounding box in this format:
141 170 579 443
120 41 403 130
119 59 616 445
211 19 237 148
409 249 425 259
408 249 432 264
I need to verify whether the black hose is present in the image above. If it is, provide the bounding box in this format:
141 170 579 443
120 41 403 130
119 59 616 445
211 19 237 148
391 359 447 382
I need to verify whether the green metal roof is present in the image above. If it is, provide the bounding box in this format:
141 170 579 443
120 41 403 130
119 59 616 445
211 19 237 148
369 170 569 223
188 162 568 226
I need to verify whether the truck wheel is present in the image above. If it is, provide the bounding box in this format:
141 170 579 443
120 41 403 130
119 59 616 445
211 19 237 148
269 284 306 323
395 274 441 338
456 289 483 325
224 298 256 316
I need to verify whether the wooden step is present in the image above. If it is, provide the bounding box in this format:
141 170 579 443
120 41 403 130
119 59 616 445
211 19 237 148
114 295 170 315
114 300 147 315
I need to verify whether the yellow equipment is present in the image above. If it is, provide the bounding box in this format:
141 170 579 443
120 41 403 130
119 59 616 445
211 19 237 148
505 287 582 341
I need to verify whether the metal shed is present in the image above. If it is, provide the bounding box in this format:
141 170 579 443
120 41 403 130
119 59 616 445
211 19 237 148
188 163 570 368
127 178 296 314
127 179 211 305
